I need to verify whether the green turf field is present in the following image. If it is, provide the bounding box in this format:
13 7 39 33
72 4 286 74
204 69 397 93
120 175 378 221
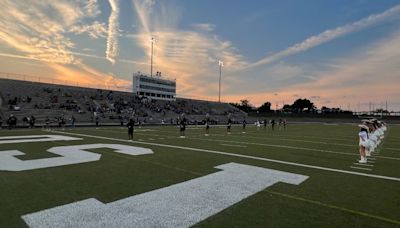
0 123 399 227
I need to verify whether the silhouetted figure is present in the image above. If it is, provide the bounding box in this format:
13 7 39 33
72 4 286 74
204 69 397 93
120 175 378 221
127 118 135 140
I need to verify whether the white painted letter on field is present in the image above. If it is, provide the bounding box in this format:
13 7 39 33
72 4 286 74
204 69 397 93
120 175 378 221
22 163 308 227
0 144 153 171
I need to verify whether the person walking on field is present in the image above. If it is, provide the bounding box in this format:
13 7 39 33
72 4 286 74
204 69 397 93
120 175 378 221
127 118 135 141
205 114 210 136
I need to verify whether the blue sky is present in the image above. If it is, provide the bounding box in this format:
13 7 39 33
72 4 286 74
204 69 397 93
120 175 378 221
0 0 400 110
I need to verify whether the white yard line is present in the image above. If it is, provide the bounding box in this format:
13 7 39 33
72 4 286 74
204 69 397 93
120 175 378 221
50 130 400 182
350 166 372 171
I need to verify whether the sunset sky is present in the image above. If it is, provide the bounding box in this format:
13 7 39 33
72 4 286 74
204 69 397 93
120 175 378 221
0 0 400 111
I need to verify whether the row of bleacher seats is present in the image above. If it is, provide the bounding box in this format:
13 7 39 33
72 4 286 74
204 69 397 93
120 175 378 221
0 78 246 125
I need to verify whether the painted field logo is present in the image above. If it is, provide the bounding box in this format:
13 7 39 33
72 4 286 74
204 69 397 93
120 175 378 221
0 135 153 171
22 163 309 228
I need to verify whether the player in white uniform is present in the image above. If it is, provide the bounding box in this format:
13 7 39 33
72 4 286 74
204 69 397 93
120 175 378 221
358 124 369 163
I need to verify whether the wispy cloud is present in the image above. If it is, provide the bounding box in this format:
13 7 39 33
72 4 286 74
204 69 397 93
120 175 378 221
106 0 120 64
192 23 216 32
70 21 107 39
85 0 101 17
49 62 131 90
230 30 400 109
245 4 400 69
0 0 102 64
131 0 248 97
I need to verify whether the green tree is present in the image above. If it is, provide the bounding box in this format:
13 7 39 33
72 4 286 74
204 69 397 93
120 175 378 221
258 102 272 113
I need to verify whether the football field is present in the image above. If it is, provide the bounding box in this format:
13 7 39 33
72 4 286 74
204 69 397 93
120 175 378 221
1 123 399 227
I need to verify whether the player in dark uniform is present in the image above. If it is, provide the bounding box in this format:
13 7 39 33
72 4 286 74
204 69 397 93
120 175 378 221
7 114 17 129
127 118 135 140
263 119 267 130
242 119 246 133
205 114 210 136
270 119 275 131
179 114 187 138
283 119 287 131
227 117 232 134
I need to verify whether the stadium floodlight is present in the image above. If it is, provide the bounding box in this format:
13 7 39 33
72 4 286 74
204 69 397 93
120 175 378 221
218 60 224 103
150 37 156 77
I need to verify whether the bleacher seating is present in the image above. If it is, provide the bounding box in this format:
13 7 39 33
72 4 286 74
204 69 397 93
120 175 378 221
0 78 246 126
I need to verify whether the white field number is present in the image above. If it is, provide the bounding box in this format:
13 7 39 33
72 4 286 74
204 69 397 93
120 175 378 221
0 135 309 227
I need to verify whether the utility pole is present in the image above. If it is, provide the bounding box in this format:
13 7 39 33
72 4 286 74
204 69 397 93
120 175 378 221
218 60 223 102
150 37 156 77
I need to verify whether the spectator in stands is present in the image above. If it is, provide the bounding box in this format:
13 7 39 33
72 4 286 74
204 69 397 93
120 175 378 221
127 118 134 141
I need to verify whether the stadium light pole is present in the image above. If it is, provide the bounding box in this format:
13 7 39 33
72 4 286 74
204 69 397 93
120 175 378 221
150 37 156 77
218 60 224 103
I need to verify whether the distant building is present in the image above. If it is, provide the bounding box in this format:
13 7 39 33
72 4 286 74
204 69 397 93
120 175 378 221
132 72 176 100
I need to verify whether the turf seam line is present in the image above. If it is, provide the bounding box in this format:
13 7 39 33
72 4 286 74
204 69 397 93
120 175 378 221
264 190 400 225
352 163 374 167
50 130 400 182
220 144 247 148
350 166 372 171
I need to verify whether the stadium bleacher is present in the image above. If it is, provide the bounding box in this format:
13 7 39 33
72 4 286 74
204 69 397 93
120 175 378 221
0 78 246 127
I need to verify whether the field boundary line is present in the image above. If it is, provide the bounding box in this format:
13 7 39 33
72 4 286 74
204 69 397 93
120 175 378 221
265 190 400 225
50 130 400 182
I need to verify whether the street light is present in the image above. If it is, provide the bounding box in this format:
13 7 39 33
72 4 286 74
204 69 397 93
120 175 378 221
218 60 224 103
150 37 156 77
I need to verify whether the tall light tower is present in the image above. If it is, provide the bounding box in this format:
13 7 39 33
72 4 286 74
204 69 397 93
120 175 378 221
218 60 224 103
150 36 156 77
